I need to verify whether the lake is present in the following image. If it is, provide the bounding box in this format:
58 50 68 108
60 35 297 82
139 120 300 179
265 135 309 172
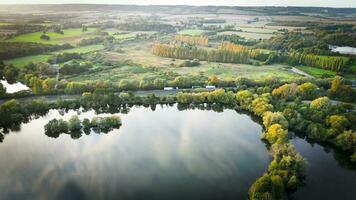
1 105 355 200
0 105 270 200
291 136 356 200
0 80 29 93
329 45 356 55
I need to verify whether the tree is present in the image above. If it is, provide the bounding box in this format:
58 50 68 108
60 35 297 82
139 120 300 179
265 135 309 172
29 76 43 94
65 82 87 94
68 115 82 133
310 97 331 110
307 123 328 140
0 82 6 96
139 80 154 90
297 82 318 100
249 174 274 200
328 76 353 102
91 116 121 133
335 130 356 151
118 92 131 102
175 35 209 46
262 124 288 144
118 79 138 91
208 75 219 85
0 61 5 78
153 79 166 89
329 76 342 94
327 115 349 132
236 90 254 108
272 83 298 100
40 34 50 40
42 78 57 92
44 119 68 138
82 25 88 32
263 111 289 129
251 94 273 116
3 65 19 84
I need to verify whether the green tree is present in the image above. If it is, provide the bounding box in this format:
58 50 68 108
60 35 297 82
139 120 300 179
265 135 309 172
327 115 349 132
262 124 288 144
68 115 82 133
3 65 19 84
297 82 318 100
335 130 356 151
118 79 138 91
0 82 6 96
44 119 68 138
236 90 254 108
251 94 273 116
29 76 43 94
310 96 331 110
272 83 298 100
42 78 56 92
263 111 289 129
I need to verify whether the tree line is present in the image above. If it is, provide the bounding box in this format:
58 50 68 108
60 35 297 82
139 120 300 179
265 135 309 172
175 35 209 46
0 42 73 60
152 42 250 64
0 81 355 198
286 51 349 72
45 115 121 139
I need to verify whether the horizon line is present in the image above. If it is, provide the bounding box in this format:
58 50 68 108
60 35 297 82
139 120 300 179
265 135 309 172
0 3 355 9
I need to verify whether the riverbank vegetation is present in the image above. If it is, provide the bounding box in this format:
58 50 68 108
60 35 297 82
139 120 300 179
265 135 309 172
44 115 121 138
0 5 355 199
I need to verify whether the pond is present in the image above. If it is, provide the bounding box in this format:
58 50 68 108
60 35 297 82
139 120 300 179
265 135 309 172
329 45 356 55
0 80 29 93
291 136 356 200
0 105 270 200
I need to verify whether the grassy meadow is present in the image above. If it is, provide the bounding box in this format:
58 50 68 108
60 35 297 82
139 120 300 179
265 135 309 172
4 55 51 67
178 29 207 36
4 45 105 67
296 66 337 78
7 28 97 45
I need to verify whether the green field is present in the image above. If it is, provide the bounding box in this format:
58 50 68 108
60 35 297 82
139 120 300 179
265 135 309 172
4 54 51 67
218 31 274 40
4 45 105 67
239 27 277 34
7 28 97 44
296 66 336 78
350 64 356 73
0 22 13 26
113 33 137 40
54 45 105 54
178 29 207 36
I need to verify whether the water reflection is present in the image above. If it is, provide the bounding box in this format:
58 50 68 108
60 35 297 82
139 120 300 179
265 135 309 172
291 136 356 200
0 105 270 200
329 45 356 55
0 80 29 93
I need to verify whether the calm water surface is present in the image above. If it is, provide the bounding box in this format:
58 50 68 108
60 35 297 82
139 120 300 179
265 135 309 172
329 45 356 55
0 80 29 93
0 105 270 200
291 137 356 200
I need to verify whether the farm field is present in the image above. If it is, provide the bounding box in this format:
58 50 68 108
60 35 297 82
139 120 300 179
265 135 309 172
4 45 105 67
68 63 297 83
4 54 51 67
6 28 98 44
217 31 275 39
0 22 13 26
296 66 337 78
54 44 105 54
177 29 207 36
0 4 355 200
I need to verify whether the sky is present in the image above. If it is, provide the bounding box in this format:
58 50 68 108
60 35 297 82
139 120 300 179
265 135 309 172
0 0 355 8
